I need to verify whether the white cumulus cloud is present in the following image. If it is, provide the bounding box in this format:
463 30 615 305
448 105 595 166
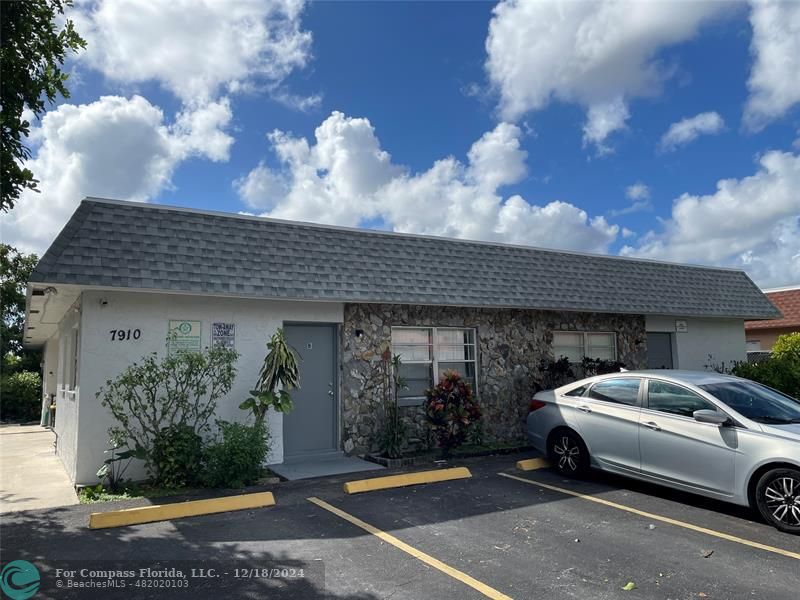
626 182 651 201
235 112 619 253
1 96 232 254
4 0 315 256
608 182 653 217
484 0 731 152
582 98 631 154
659 111 725 151
622 150 800 287
73 0 312 104
745 0 800 131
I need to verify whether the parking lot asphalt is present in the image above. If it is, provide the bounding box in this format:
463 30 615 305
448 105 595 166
2 453 799 599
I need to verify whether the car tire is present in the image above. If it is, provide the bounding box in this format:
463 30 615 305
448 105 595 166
548 429 590 478
755 468 800 534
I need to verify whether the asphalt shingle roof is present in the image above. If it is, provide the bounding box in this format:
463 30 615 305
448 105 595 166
30 198 781 320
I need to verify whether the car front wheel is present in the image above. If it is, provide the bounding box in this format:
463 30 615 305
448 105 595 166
755 468 800 534
548 429 589 477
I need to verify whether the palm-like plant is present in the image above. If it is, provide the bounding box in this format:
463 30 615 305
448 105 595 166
240 328 300 425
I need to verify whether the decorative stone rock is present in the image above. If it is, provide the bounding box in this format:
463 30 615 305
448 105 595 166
340 303 647 455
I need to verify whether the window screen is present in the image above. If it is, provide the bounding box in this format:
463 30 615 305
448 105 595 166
553 332 584 362
553 331 617 362
393 327 477 403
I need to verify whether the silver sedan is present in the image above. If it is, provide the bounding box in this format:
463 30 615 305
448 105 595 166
526 370 800 533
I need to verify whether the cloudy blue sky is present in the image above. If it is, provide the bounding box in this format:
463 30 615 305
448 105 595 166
3 0 799 288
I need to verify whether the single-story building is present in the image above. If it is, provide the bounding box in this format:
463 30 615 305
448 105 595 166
745 285 799 353
24 198 780 485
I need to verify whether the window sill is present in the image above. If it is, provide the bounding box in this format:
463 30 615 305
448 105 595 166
397 397 425 408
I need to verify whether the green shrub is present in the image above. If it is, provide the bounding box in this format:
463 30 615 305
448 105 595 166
378 353 408 459
581 357 627 377
424 371 482 458
379 403 407 459
240 328 300 424
732 353 800 399
535 356 575 391
772 332 800 360
97 345 238 485
203 421 270 488
0 370 41 422
150 424 204 488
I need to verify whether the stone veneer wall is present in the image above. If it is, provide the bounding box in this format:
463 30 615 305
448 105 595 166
340 303 647 455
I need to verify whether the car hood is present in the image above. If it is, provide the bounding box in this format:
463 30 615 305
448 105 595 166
760 423 800 443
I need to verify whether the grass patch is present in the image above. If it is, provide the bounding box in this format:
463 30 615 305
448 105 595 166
78 468 278 504
78 483 193 504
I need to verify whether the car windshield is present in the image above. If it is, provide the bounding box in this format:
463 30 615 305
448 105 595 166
699 381 800 424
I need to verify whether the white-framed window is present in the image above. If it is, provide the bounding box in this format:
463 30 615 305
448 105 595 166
552 331 617 362
70 327 80 391
60 327 80 394
392 327 477 405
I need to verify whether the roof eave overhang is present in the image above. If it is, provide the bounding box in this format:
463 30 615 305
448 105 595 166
23 282 84 348
22 281 782 322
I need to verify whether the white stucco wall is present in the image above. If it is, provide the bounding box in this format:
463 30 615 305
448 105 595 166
645 316 746 371
71 290 343 485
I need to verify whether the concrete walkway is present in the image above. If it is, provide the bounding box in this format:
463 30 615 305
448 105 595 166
271 452 384 481
0 424 78 513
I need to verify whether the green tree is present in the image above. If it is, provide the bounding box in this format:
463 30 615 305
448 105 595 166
772 332 800 360
1 0 85 212
1 244 40 372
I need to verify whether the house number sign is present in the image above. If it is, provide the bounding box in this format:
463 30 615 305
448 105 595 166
109 328 141 341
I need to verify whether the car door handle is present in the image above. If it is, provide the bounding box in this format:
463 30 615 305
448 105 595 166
643 421 661 431
577 405 592 414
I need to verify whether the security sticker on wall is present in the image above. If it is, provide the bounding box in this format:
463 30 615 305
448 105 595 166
212 322 235 349
168 320 202 354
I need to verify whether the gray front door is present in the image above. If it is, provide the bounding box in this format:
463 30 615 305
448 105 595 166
283 324 337 458
647 332 674 369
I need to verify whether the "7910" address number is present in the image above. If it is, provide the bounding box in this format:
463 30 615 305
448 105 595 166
109 329 141 341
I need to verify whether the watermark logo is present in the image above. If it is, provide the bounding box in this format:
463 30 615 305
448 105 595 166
0 561 40 600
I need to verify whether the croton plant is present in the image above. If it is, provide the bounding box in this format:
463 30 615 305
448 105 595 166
424 371 482 457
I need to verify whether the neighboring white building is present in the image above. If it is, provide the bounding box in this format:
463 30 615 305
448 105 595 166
25 198 780 485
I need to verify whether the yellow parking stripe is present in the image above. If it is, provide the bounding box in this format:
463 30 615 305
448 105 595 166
498 472 800 561
307 497 513 600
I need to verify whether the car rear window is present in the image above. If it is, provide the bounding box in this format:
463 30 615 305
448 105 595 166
565 385 588 397
587 378 641 407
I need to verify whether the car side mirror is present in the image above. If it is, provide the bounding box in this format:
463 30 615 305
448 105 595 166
693 409 729 426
